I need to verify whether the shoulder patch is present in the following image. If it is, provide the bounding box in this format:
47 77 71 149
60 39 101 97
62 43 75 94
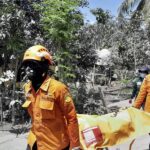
64 94 72 103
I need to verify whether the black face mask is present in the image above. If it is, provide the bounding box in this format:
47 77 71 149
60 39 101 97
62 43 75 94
20 60 49 83
25 62 43 81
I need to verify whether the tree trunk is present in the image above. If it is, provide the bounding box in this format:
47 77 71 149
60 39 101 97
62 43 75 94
0 92 2 125
98 87 109 114
11 56 19 124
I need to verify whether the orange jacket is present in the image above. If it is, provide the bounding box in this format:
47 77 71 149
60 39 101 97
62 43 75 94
22 76 80 150
133 74 150 112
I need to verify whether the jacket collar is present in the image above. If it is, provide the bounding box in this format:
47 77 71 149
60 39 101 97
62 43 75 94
40 76 51 92
24 81 32 93
25 76 51 93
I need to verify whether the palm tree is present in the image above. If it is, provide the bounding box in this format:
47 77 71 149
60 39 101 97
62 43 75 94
118 0 150 22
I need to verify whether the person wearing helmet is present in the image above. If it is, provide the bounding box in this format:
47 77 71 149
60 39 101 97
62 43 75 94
129 66 149 105
18 45 80 150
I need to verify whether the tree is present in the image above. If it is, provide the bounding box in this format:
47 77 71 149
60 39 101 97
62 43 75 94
35 0 87 46
0 0 46 55
0 0 46 105
34 0 88 82
118 0 150 23
91 8 110 24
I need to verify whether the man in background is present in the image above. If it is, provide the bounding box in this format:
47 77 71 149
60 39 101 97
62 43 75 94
129 66 149 105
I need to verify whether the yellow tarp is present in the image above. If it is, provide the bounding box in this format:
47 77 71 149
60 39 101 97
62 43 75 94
78 107 150 150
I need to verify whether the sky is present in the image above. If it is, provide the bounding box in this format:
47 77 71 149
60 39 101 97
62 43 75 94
80 0 124 23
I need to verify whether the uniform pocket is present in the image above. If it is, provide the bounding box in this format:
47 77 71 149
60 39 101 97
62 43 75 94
39 100 55 119
39 100 54 110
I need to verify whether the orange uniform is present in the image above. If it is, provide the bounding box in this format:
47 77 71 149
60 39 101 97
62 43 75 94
133 74 150 112
22 76 80 150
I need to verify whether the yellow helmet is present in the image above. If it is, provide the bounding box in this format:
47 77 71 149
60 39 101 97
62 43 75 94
23 45 52 65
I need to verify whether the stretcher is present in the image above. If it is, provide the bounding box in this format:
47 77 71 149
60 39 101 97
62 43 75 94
78 107 150 150
27 107 150 150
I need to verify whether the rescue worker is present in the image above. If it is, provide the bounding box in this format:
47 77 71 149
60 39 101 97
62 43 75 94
133 66 150 112
18 45 80 150
131 67 150 150
129 66 149 104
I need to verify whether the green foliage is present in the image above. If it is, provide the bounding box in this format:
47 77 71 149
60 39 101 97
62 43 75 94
91 8 111 24
33 0 88 82
53 49 76 81
35 0 84 43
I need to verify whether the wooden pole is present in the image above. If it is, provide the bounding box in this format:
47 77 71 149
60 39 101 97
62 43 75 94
98 87 109 114
0 92 3 125
12 56 19 98
11 56 19 125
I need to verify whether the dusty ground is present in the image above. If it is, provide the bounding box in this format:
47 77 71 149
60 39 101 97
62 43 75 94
0 131 27 150
0 131 150 150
